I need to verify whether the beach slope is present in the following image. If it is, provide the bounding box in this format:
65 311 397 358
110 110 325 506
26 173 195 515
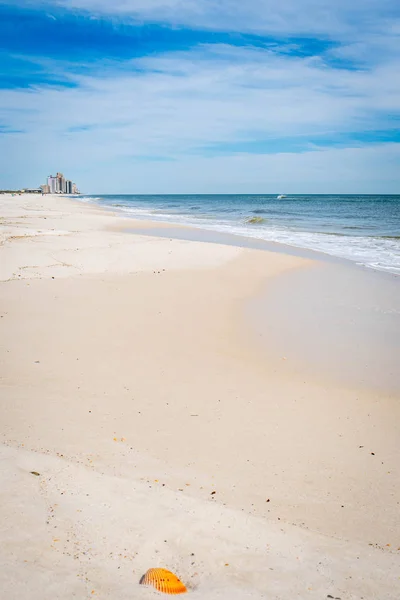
0 194 399 599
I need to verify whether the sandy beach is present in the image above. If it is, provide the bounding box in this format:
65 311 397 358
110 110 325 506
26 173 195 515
1 193 399 599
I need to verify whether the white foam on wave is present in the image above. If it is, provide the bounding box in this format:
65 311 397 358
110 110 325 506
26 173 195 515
85 198 400 275
78 196 101 203
116 205 192 220
207 222 400 274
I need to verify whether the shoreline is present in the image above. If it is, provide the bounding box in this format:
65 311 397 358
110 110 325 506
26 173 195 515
78 194 400 277
126 222 399 280
1 193 399 599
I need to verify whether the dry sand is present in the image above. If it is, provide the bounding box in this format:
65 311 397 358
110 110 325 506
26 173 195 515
0 193 399 599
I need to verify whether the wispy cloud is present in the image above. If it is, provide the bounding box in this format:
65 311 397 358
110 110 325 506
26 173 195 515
125 0 399 36
16 0 400 37
0 0 399 191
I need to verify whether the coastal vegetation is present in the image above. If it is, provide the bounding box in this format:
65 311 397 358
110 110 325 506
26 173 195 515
245 216 266 224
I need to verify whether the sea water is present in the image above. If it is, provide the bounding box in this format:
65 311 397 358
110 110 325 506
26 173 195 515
80 194 400 274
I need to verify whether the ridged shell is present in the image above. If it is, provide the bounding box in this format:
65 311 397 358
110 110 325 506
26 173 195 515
139 568 187 594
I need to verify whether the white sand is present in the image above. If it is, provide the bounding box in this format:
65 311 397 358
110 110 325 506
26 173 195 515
1 194 399 599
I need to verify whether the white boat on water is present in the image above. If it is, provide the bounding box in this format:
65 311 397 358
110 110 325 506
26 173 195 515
277 194 287 199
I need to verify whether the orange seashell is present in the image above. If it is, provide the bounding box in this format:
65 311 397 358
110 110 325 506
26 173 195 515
140 568 187 595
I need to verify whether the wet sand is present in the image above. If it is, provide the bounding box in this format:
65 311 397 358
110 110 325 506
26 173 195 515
248 260 400 394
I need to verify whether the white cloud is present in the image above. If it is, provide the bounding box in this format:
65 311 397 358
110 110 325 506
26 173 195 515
2 43 399 146
20 0 400 39
114 143 400 194
1 2 399 191
5 132 398 193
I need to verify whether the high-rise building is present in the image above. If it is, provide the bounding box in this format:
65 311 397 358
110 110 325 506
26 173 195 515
55 172 65 193
47 175 57 193
40 184 50 194
45 173 78 194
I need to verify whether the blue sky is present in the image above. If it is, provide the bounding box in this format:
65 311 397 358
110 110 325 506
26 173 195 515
0 0 399 193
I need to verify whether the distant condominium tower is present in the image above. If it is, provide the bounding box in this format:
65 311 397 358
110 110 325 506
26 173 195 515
55 172 65 193
45 173 78 194
47 175 57 193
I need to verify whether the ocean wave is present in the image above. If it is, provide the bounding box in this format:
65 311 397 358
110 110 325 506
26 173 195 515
200 222 400 274
342 225 368 230
83 195 400 274
78 196 99 203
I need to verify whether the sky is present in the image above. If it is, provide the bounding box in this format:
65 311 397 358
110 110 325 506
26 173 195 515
0 0 399 193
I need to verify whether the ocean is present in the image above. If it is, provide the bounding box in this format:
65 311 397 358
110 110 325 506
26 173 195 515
80 194 400 274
